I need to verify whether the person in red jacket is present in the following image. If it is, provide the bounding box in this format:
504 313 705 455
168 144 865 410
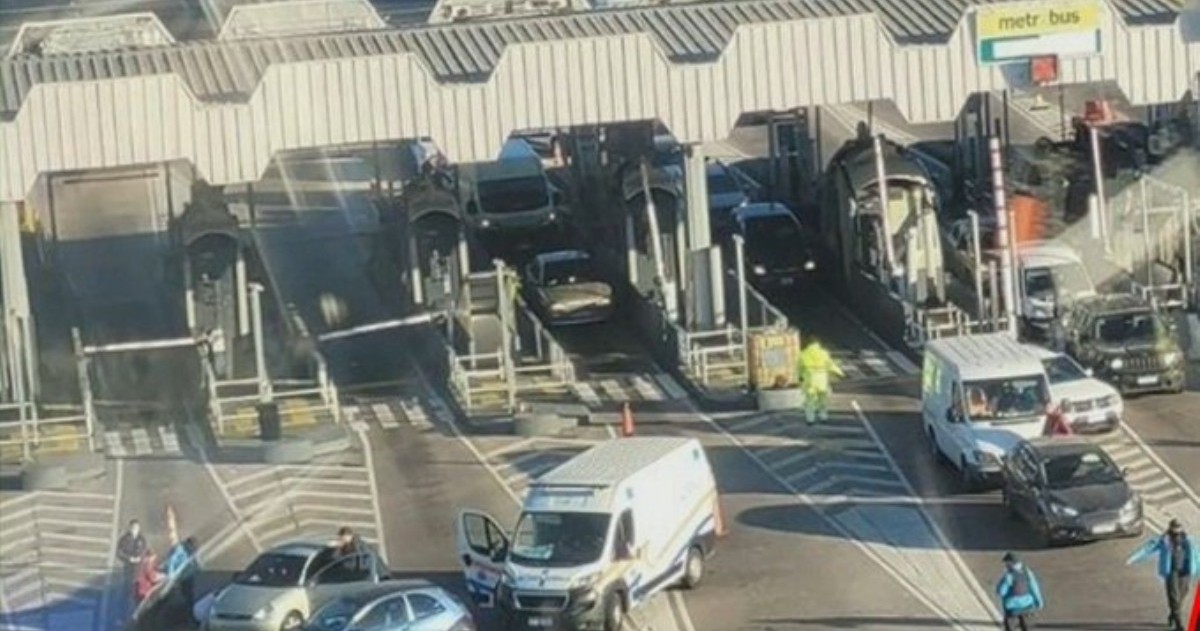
133 551 164 606
1043 399 1074 437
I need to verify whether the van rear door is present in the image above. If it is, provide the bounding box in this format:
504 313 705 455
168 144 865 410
454 510 510 608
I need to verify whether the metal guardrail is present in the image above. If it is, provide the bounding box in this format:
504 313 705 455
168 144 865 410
0 403 91 463
1131 280 1188 311
903 302 1010 349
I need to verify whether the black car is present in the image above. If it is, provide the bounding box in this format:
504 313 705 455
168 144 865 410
730 202 818 287
1002 437 1143 546
1053 293 1186 395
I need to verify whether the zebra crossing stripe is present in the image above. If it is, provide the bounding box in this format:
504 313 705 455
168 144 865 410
572 382 601 405
104 431 126 458
631 376 664 401
886 350 920 375
372 403 400 429
131 428 151 456
652 373 687 400
157 426 180 454
598 380 630 402
398 398 428 426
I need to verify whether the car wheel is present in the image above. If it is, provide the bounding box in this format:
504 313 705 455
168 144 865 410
602 591 625 631
1039 519 1060 548
680 546 704 589
279 611 304 631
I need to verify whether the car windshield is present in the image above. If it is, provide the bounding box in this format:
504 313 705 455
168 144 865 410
306 597 361 631
542 258 596 286
1043 450 1124 489
745 214 800 244
1041 356 1089 384
708 170 742 195
509 512 611 568
477 176 549 214
235 553 307 587
1024 263 1092 299
962 375 1050 421
1095 311 1166 344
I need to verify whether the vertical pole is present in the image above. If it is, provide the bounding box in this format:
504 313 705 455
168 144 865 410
734 235 749 354
494 259 516 411
969 210 985 318
236 248 250 337
19 315 37 422
989 137 1018 338
1058 85 1067 142
988 260 1001 325
1139 178 1153 285
10 313 28 460
625 213 638 285
184 256 196 332
457 228 470 282
72 328 95 451
1001 89 1011 154
872 135 897 279
1090 126 1109 249
640 161 672 319
249 283 272 403
1183 192 1193 294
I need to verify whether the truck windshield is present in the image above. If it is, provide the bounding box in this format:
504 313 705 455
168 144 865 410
962 375 1049 422
509 512 610 568
477 176 549 214
1095 311 1167 345
1024 263 1092 300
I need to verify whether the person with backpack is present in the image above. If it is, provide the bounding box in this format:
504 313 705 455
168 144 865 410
1127 519 1200 631
996 552 1044 631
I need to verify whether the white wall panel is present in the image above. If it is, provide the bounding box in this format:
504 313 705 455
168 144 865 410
3 10 1200 201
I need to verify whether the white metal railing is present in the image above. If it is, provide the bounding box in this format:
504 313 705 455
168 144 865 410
675 325 750 387
1131 280 1188 311
0 403 90 463
512 298 575 388
903 302 1011 349
726 270 790 331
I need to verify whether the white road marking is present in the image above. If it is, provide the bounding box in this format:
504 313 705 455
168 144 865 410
599 379 631 402
353 429 389 563
887 350 920 375
372 403 400 429
158 425 180 453
104 431 126 457
572 382 602 405
131 428 151 456
632 375 665 401
399 398 428 426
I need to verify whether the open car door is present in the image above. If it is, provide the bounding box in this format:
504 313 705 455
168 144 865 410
455 510 510 608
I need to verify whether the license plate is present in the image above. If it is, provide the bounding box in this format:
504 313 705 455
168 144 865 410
1092 523 1117 535
528 617 554 628
1136 375 1159 386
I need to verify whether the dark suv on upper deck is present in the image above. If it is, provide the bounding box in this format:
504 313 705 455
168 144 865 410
1054 294 1185 395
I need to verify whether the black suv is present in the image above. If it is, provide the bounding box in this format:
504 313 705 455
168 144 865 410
1054 294 1185 395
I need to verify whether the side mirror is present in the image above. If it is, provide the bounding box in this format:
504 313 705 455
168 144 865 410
945 408 960 424
489 547 507 563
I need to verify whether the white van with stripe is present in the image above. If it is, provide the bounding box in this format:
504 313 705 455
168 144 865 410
455 437 720 631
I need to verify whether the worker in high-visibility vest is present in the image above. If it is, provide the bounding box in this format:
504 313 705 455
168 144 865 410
797 340 844 425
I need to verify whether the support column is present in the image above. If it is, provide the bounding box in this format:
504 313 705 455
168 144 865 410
0 202 31 320
683 145 714 330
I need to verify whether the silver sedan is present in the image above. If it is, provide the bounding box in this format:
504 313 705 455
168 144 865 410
303 581 476 631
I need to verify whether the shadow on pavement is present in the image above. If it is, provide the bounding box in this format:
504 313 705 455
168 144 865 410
754 615 1164 630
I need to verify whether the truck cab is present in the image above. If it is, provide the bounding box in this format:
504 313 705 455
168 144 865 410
1017 241 1096 338
922 333 1052 489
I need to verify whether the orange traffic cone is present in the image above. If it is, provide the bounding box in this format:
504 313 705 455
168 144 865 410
166 503 179 545
620 402 635 437
714 495 728 537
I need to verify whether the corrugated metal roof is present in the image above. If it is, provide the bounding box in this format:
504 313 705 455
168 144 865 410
0 0 1184 116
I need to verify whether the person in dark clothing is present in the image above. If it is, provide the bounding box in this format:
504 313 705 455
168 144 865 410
995 552 1044 631
1128 519 1200 631
116 520 148 616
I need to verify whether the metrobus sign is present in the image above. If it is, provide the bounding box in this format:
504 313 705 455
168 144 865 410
976 1 1103 64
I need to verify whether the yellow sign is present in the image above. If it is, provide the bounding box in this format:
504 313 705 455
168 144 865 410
977 1 1102 40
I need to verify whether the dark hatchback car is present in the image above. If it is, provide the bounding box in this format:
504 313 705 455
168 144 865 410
1002 437 1143 546
1054 293 1186 395
730 202 818 288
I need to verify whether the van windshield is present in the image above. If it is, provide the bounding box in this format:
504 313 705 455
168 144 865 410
509 512 610 568
1024 263 1093 300
477 175 549 214
962 375 1049 422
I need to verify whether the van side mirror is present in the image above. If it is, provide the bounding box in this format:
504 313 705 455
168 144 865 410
945 408 960 424
489 546 507 563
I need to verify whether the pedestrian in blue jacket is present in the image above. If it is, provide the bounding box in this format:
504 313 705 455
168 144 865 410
1127 519 1199 631
996 552 1044 631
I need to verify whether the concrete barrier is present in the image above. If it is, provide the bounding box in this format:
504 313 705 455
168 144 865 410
757 388 805 412
22 463 68 491
513 413 571 437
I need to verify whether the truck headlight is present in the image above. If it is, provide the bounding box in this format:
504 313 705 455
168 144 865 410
569 572 600 590
1109 358 1124 370
752 264 766 276
251 604 274 621
1049 502 1079 518
546 211 558 222
803 260 816 271
480 219 492 229
1162 352 1179 366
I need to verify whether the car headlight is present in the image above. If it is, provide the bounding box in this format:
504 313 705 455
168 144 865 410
1162 352 1179 366
480 219 492 228
1109 358 1124 370
550 302 571 313
546 211 557 222
803 260 816 271
251 604 275 621
752 264 767 276
1049 502 1079 518
1119 496 1140 517
1098 395 1116 408
569 572 600 590
973 450 1001 467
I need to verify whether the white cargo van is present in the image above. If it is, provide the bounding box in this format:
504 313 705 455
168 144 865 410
922 333 1052 488
455 437 719 631
1017 241 1097 335
458 138 564 234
